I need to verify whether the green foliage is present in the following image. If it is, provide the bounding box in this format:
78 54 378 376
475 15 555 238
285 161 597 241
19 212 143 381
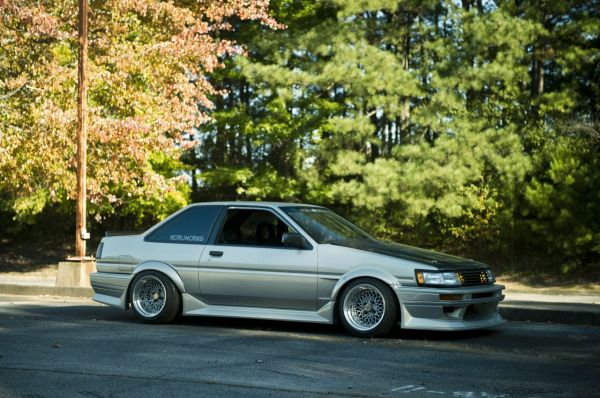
524 126 600 269
326 128 530 253
182 0 599 274
2 0 599 275
12 190 49 225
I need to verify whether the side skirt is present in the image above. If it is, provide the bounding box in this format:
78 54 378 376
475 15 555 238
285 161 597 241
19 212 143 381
181 293 335 324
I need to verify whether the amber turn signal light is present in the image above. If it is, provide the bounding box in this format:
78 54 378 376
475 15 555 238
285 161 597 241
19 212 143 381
439 294 463 301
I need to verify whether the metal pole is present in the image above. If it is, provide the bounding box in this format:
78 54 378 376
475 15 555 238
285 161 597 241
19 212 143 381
75 0 89 258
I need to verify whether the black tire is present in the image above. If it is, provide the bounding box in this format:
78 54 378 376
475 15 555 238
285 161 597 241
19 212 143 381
130 271 180 324
338 278 398 337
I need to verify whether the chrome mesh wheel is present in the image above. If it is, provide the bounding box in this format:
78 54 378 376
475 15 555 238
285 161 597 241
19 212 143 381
132 275 167 318
342 283 386 331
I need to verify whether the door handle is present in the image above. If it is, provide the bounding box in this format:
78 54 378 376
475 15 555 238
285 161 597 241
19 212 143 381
209 251 223 257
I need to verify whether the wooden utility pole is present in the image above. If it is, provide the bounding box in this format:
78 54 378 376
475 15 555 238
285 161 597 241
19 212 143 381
75 0 89 258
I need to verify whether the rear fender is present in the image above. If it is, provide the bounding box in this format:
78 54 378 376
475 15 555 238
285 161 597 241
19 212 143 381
130 261 186 294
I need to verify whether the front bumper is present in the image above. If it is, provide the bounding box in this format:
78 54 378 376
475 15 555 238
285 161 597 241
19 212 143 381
395 284 505 331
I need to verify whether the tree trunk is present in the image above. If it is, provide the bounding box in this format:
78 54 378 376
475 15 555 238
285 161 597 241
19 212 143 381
399 29 411 143
461 0 471 12
538 59 544 95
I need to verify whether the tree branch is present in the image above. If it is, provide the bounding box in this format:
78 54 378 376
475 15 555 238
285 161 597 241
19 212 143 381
0 81 28 101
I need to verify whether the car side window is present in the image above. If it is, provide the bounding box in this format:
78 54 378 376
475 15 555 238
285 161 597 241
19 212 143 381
218 209 296 247
145 206 222 244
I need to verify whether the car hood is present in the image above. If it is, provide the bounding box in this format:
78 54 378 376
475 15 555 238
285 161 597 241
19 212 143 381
329 239 489 271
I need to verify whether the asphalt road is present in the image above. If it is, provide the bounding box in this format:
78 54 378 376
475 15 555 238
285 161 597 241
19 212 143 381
0 295 598 398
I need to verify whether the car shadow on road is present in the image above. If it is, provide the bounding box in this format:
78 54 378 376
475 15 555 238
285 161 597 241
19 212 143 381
170 311 497 342
2 299 499 343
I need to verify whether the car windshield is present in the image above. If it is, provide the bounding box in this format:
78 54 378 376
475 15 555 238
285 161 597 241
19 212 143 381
282 207 375 244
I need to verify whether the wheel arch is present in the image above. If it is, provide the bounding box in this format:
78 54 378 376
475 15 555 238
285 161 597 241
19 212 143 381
331 267 399 301
126 261 186 308
330 267 401 320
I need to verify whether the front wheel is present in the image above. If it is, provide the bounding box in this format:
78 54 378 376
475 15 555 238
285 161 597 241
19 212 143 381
338 278 398 337
130 271 180 323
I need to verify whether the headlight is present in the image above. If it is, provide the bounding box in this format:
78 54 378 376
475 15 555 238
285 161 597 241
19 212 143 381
416 271 461 287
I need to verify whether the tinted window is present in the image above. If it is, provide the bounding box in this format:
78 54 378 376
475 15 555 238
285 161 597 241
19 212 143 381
146 206 222 244
218 209 296 247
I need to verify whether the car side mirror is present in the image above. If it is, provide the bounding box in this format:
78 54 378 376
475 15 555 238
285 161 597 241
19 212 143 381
281 232 308 249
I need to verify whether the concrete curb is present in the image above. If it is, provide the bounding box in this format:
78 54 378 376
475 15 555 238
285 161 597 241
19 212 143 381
499 301 600 326
0 284 93 298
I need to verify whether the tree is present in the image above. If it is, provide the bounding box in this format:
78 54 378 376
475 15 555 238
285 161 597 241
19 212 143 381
230 1 534 251
189 0 599 273
5 0 598 275
0 0 279 225
182 0 334 203
524 124 600 272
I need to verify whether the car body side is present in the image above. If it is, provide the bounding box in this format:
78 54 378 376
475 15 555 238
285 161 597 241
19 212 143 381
91 202 505 331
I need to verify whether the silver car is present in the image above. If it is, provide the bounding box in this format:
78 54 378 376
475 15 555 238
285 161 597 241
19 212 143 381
91 202 505 337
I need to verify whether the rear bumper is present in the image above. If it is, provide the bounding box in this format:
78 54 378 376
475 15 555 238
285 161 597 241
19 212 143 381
395 284 505 331
90 272 132 309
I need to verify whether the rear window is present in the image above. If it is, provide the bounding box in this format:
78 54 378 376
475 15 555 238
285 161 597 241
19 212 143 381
145 206 222 244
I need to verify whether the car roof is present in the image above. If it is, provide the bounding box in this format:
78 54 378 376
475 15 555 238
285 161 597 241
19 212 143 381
187 201 325 209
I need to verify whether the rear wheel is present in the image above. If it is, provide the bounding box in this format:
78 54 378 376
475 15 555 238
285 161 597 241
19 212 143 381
130 271 180 323
339 278 397 337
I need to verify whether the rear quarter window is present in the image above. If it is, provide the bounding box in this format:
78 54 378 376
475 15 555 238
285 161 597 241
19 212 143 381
145 206 222 244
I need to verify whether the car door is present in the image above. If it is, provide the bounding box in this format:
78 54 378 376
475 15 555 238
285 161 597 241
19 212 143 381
198 207 318 311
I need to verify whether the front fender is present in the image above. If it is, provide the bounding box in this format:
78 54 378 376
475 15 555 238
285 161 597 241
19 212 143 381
330 267 399 301
132 261 186 294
